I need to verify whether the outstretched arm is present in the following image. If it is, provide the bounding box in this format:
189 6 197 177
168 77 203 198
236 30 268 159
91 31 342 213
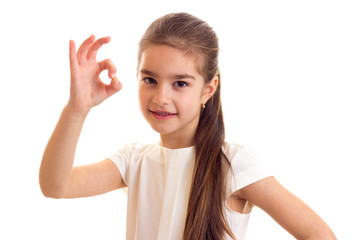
238 176 336 239
39 35 124 199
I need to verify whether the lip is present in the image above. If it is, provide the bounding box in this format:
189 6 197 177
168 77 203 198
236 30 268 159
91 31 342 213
149 110 177 120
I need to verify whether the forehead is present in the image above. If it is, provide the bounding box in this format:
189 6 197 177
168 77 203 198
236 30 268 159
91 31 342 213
138 45 203 77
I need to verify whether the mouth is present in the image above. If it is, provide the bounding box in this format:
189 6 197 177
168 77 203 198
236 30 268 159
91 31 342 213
149 110 177 120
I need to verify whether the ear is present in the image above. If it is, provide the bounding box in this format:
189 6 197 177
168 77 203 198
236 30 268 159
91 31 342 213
201 75 218 105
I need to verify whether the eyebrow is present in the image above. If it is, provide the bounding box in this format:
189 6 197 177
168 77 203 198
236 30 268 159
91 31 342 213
140 69 196 80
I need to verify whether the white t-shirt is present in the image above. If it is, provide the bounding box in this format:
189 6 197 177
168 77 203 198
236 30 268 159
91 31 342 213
109 142 272 240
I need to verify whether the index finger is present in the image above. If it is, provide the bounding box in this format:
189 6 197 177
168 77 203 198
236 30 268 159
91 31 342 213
86 36 111 60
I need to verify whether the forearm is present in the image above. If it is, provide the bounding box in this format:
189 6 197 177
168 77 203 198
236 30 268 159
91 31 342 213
39 104 89 198
298 219 336 240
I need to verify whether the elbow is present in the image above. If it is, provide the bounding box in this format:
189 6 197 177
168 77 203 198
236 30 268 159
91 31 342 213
39 177 67 199
40 187 65 199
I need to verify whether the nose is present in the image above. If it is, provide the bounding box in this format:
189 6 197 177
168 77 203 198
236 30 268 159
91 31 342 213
152 84 170 106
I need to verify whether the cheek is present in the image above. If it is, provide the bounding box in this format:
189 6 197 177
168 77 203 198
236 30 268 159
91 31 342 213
138 87 148 110
178 91 202 112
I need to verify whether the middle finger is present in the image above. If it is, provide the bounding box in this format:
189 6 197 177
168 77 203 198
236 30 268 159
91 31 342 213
86 36 111 61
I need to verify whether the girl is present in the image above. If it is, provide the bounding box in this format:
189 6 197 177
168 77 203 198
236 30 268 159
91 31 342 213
39 13 336 240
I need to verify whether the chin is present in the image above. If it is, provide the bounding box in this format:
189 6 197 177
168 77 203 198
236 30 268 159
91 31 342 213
148 124 173 135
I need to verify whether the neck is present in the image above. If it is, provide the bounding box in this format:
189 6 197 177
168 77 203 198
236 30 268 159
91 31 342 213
159 132 195 149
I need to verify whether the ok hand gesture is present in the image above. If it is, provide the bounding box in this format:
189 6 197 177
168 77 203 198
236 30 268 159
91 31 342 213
68 35 122 114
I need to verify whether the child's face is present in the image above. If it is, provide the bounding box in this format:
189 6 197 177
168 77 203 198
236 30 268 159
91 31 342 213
138 44 213 146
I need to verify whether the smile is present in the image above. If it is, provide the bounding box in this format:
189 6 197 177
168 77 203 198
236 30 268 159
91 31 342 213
150 110 177 120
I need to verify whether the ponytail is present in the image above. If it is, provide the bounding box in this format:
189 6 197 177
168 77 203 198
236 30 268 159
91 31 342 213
184 73 235 240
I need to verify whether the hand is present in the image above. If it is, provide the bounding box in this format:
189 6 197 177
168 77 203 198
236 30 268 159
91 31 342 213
68 35 122 114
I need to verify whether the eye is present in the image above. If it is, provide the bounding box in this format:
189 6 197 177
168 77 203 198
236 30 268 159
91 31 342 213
174 81 188 88
143 77 157 85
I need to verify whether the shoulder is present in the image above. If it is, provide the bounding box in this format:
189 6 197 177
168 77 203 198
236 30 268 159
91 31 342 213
222 142 262 168
222 142 245 159
107 143 159 185
223 142 273 194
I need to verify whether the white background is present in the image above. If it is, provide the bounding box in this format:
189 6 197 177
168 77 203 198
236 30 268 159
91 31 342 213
0 0 359 239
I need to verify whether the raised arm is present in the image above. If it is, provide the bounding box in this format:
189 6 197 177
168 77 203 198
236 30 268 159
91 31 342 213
39 35 125 199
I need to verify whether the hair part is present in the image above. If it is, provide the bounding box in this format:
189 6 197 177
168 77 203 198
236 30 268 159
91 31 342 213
138 12 235 240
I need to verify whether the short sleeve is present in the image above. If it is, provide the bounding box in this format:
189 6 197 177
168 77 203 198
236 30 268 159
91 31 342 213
107 143 141 186
224 143 273 196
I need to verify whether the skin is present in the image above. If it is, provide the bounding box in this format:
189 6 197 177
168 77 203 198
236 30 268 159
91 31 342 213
39 35 125 198
138 44 217 149
39 36 336 239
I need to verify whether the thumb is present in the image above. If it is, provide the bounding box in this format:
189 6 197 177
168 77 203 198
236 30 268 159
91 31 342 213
106 76 122 97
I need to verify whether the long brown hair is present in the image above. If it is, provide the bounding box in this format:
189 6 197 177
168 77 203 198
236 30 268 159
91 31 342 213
137 13 235 240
